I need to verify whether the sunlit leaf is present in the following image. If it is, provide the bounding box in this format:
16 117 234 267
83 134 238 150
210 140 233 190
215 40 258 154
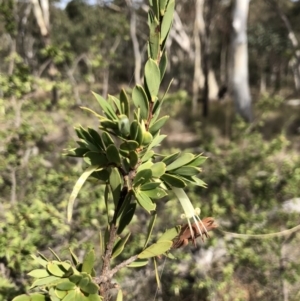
161 173 186 188
67 165 99 222
134 190 156 212
127 258 149 268
138 241 172 259
82 249 95 274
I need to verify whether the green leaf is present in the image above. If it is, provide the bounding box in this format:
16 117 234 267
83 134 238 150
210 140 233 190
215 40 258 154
127 259 149 268
143 187 167 199
91 168 109 182
69 274 82 284
47 262 64 277
138 241 172 259
116 290 123 301
92 91 117 120
141 150 155 162
102 132 114 148
161 0 175 44
118 115 130 137
150 162 166 178
133 169 152 186
100 119 118 131
157 226 180 242
120 140 139 151
149 17 160 60
137 160 153 172
162 151 180 165
172 166 200 176
132 85 149 120
149 116 169 135
186 155 207 167
166 153 195 170
31 254 48 268
69 249 79 266
145 59 160 102
147 134 166 152
106 145 121 165
88 128 105 150
82 249 95 274
108 94 121 114
49 248 61 262
134 190 156 212
161 174 186 188
67 165 99 222
117 202 136 235
104 184 109 222
87 294 102 301
120 89 129 117
54 289 67 299
140 182 161 191
83 152 108 166
129 151 139 168
130 121 144 146
28 269 50 278
56 280 76 291
61 290 76 301
144 213 157 248
112 232 131 259
159 0 168 15
109 167 122 207
30 276 61 288
152 0 159 19
66 147 89 157
159 51 168 81
153 257 161 290
12 294 48 301
80 282 99 295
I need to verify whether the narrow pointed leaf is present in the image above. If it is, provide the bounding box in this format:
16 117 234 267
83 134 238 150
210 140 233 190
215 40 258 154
161 0 175 43
30 276 61 288
102 132 114 148
141 182 161 191
112 232 131 259
83 152 108 166
92 92 117 120
144 213 157 248
153 257 161 291
159 0 168 16
82 249 95 274
31 254 48 267
88 128 105 150
117 202 136 235
108 94 121 114
138 241 172 259
186 155 207 167
159 51 168 81
161 173 186 188
67 165 99 222
162 151 180 165
166 153 195 170
149 18 160 60
28 269 50 278
69 249 79 266
120 89 129 116
147 134 166 152
157 226 180 242
172 166 200 176
127 259 149 268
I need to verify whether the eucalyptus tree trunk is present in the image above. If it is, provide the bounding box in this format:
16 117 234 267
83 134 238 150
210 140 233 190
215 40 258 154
267 0 300 94
231 0 252 122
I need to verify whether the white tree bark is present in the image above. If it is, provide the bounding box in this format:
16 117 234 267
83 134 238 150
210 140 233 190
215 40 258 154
231 0 252 122
31 0 49 37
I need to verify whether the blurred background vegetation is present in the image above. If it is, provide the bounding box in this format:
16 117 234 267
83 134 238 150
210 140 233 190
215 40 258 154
1 0 300 300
